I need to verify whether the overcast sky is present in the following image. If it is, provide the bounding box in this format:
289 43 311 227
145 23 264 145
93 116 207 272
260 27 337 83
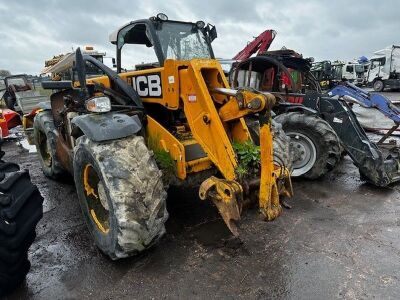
0 0 399 74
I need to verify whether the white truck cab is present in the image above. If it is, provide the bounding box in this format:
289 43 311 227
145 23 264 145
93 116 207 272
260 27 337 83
337 61 365 85
367 45 400 92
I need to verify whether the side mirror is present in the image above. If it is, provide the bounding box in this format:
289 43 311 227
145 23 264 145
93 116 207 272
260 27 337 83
209 25 217 42
73 48 89 103
75 48 87 90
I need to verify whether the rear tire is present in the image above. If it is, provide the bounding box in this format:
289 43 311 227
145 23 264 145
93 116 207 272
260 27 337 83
274 112 341 179
33 111 66 179
73 135 168 260
0 159 43 296
373 79 384 92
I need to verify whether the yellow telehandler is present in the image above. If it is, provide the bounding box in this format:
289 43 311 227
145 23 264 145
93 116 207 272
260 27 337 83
30 14 292 259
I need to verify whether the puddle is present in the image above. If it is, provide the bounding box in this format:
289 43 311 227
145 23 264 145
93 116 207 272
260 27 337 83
190 219 232 246
19 138 37 153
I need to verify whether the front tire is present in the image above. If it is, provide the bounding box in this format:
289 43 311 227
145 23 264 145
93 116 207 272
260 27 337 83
73 135 168 260
33 111 66 179
274 112 341 179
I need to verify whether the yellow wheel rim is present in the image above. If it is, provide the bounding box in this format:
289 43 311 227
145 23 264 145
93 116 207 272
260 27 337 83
82 164 110 234
38 131 52 167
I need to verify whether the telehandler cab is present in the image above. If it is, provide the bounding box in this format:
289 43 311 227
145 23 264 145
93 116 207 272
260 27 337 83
31 14 292 259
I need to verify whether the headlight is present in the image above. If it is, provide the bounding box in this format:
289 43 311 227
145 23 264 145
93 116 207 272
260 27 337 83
86 96 111 113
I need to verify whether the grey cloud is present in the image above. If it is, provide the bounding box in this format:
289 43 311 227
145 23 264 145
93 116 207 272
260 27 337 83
0 0 399 74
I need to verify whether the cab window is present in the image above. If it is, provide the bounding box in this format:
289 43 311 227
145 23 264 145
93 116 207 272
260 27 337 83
346 65 354 73
118 23 159 71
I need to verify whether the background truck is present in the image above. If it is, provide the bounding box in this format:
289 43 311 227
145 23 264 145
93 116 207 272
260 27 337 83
41 46 115 80
311 60 365 88
367 45 400 91
340 61 365 85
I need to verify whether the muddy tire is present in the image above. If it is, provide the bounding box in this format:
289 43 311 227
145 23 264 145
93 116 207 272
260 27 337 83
73 135 168 260
0 159 43 296
246 118 292 171
274 112 341 179
33 111 66 179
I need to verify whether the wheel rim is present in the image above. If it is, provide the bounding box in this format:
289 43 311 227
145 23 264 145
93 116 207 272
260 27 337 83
38 131 52 167
287 132 317 177
374 81 383 91
83 164 110 234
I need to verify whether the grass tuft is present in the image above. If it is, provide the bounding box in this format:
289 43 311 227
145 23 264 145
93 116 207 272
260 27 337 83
232 140 260 179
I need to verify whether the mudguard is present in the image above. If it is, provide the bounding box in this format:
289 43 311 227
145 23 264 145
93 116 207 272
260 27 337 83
72 113 142 142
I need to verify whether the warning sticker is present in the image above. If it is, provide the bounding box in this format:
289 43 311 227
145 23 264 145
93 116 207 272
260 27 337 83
333 117 343 123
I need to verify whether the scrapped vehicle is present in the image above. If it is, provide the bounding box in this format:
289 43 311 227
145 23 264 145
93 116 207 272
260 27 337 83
0 109 21 140
311 61 365 88
29 14 293 260
367 45 400 92
233 51 400 186
41 46 116 80
232 52 341 178
224 28 400 185
331 61 365 85
310 60 336 89
0 75 48 114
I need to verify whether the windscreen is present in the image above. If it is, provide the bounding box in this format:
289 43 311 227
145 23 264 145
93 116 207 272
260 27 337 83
332 65 343 80
156 22 211 60
7 77 26 86
355 65 364 73
392 47 400 72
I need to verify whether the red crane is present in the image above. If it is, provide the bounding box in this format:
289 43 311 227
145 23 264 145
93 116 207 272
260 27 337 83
232 29 276 60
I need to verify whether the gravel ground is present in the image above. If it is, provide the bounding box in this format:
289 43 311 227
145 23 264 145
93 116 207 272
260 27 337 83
4 90 400 300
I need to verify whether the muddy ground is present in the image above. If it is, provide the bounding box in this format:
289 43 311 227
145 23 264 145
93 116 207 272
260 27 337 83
4 91 400 300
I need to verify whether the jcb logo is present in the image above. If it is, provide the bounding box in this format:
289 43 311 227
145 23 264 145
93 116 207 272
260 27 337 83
129 73 162 98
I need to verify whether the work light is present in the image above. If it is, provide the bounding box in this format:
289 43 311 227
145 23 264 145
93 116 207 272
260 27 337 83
196 21 205 29
157 13 168 21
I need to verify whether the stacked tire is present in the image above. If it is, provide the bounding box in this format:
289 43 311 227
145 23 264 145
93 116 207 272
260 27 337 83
0 152 43 296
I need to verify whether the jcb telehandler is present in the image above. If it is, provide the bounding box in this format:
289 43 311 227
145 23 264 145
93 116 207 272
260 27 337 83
30 14 292 259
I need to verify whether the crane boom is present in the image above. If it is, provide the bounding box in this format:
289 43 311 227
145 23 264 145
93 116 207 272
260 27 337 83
232 29 276 60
